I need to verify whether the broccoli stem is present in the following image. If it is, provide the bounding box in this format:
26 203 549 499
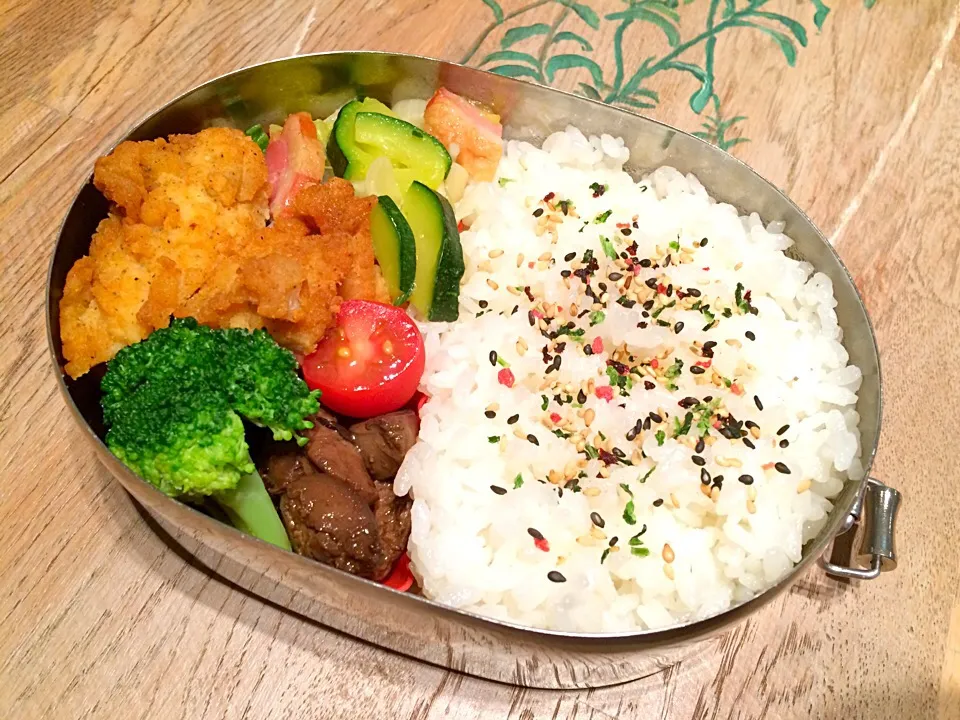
214 470 291 550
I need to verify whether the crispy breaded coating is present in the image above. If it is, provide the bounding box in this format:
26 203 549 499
59 128 270 377
177 179 389 353
60 135 387 378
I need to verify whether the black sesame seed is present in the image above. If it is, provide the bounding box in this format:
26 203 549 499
700 238 708 247
695 438 705 453
700 468 711 485
533 208 544 217
713 475 724 487
640 258 652 268
779 439 790 448
776 424 790 436
690 365 705 375
626 427 638 441
745 330 756 341
547 571 566 583
564 252 577 261
745 420 759 430
703 341 717 351
490 485 507 495
642 417 652 431
527 527 544 540
608 272 623 281
753 395 764 411
560 269 572 278
583 344 593 356
642 299 655 311
608 536 618 547
527 434 540 446
479 300 489 309
649 412 663 423
686 288 701 298
612 447 626 458
484 410 496 419
590 512 605 528
674 322 684 334
645 277 658 289
528 310 536 326
738 474 754 485
644 380 656 390
577 390 587 404
507 414 519 425
621 227 632 236
489 350 498 366
679 397 699 409
742 437 756 450
692 455 706 467
774 462 791 474
653 498 664 507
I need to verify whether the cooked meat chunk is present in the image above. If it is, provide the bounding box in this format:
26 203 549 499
280 472 382 578
349 411 419 481
304 414 378 505
260 445 315 495
258 409 418 581
372 481 412 572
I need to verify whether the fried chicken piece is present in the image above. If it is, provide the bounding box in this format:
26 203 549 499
60 132 388 377
59 128 270 378
177 179 389 353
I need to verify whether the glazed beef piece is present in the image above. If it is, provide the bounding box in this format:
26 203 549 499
260 411 416 581
349 411 419 481
280 471 382 577
304 412 378 505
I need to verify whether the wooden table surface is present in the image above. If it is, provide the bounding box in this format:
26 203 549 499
2 1 959 717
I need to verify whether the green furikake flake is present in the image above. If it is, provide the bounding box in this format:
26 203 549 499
638 465 656 483
498 177 514 187
584 444 600 459
488 435 501 443
629 524 650 556
673 411 694 437
496 356 510 368
541 395 549 411
695 398 721 435
600 547 612 564
558 199 574 215
552 428 572 439
619 483 637 525
513 473 524 488
669 239 680 251
600 236 618 260
655 430 666 446
594 210 613 224
589 310 606 326
651 300 676 319
664 359 684 379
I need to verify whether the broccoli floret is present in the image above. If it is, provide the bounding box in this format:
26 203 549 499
101 318 320 549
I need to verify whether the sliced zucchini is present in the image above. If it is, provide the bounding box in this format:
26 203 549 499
370 196 417 305
404 182 464 321
327 98 396 180
354 113 451 190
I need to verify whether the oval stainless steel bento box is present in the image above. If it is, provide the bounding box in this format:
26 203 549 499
45 52 901 689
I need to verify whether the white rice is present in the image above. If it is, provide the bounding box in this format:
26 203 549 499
394 127 863 632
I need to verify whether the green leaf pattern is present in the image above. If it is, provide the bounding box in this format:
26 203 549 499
466 0 878 153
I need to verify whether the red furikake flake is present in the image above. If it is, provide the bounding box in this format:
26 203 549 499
498 368 515 387
596 386 614 402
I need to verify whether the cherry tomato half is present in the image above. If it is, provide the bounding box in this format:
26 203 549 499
301 300 425 418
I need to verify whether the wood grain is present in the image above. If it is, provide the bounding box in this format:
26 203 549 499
1 0 959 718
